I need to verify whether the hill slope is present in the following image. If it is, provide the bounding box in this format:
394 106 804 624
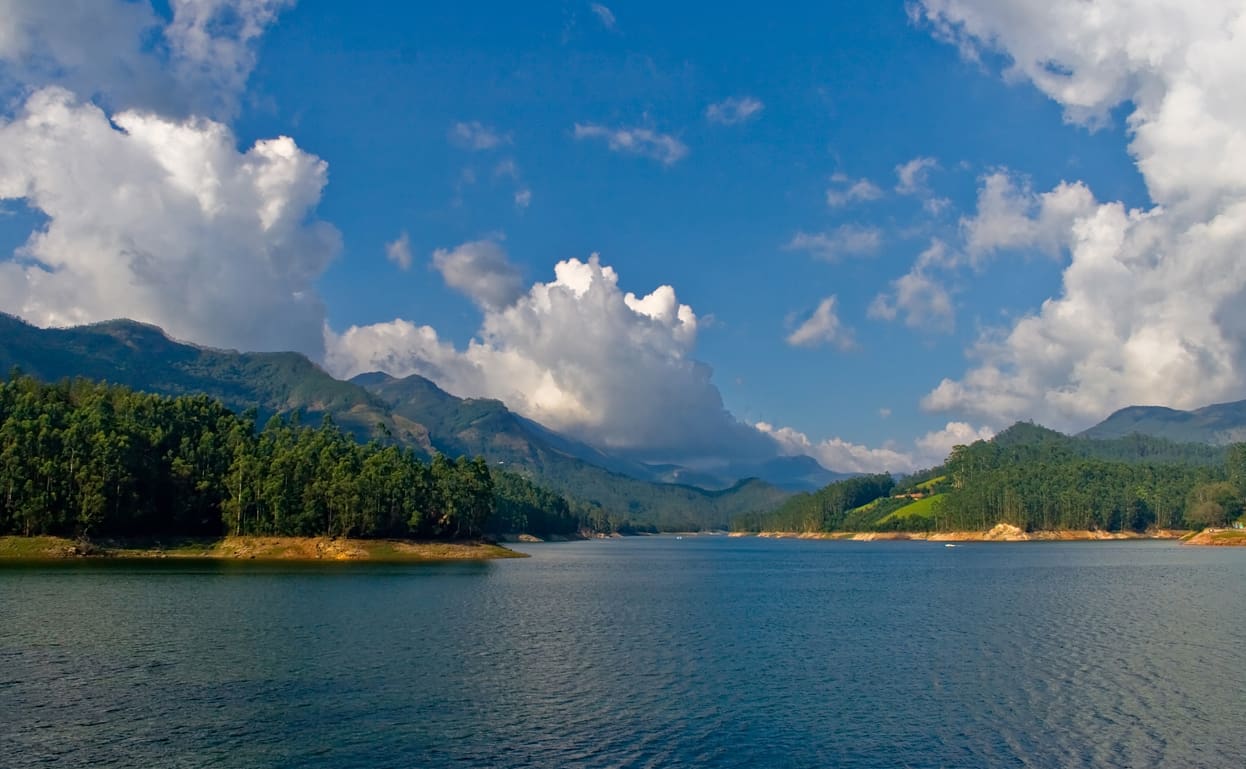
0 316 791 528
355 372 792 529
0 314 429 449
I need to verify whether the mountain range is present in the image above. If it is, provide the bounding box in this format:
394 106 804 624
1082 401 1246 445
0 314 799 529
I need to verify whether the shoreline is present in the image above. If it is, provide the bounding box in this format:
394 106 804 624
0 535 526 562
733 524 1208 543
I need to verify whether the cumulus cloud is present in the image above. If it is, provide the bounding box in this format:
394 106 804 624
868 239 956 332
385 232 413 270
574 123 688 166
449 121 509 151
589 3 616 30
0 88 339 356
326 252 778 463
826 173 884 207
0 1 340 357
431 238 525 311
785 225 882 262
706 96 765 126
786 296 856 350
962 171 1096 262
914 0 1246 431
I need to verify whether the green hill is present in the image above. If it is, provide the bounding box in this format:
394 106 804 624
0 316 791 530
356 373 791 530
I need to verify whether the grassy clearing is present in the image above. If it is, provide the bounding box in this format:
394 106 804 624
912 476 946 493
877 494 946 525
0 535 79 558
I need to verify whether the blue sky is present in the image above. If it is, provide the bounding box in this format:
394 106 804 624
2 1 1241 473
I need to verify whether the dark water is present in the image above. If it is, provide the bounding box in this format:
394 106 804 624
3 538 1245 768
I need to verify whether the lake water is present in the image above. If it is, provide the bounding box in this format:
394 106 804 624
2 537 1245 768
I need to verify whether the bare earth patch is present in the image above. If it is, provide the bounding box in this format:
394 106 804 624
0 535 525 561
1183 528 1246 546
750 527 1188 542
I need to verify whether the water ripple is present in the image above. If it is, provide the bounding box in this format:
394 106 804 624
1 540 1244 768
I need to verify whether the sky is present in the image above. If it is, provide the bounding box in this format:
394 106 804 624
1 0 1243 475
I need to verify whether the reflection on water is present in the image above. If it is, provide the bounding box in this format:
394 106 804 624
2 538 1244 768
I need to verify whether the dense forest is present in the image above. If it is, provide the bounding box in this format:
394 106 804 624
0 374 580 541
736 423 1246 533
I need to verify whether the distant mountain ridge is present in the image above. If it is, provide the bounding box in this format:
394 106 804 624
0 313 430 449
0 315 794 528
1081 400 1246 445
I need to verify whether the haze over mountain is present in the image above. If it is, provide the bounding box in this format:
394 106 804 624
1082 402 1246 447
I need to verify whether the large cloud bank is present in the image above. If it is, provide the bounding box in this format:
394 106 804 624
327 252 779 463
0 0 336 356
914 0 1246 431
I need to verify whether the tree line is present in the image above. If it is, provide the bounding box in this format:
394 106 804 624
0 374 579 540
734 422 1246 533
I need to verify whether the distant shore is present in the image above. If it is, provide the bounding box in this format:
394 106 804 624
732 523 1214 543
0 535 525 561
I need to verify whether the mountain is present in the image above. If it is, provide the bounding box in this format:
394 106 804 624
354 372 793 529
0 315 792 528
0 314 430 449
1081 400 1246 446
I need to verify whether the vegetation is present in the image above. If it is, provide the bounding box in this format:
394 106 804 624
0 315 792 531
0 374 579 541
735 422 1246 534
357 372 793 531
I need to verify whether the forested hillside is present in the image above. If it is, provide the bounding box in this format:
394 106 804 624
0 375 579 541
735 422 1246 533
0 316 791 530
356 372 793 531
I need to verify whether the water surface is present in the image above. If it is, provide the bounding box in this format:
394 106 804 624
3 537 1244 768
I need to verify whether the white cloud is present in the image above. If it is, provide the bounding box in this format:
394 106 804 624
961 171 1096 263
826 173 884 207
514 188 532 209
574 122 688 166
0 87 339 356
431 238 524 311
385 232 412 270
915 0 1246 431
0 0 290 121
589 3 616 30
895 156 938 196
895 155 950 214
449 121 509 151
786 296 856 350
706 96 765 126
756 420 994 474
785 225 882 261
868 239 956 332
326 252 777 462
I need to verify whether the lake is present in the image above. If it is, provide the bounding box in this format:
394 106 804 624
2 537 1245 768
